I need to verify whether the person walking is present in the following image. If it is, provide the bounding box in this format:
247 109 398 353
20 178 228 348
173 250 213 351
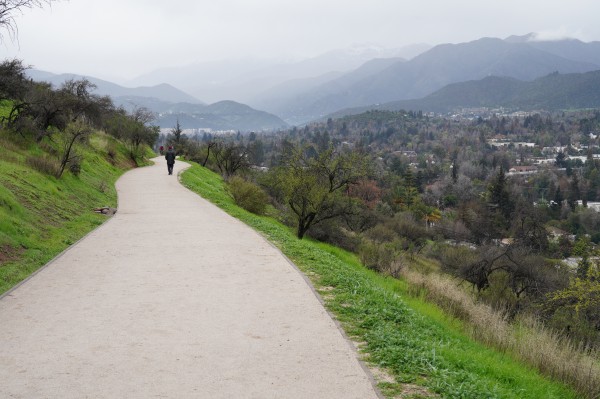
165 146 176 175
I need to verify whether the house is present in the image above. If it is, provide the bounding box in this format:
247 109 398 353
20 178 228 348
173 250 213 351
530 158 555 165
576 201 600 212
488 140 535 148
508 165 538 175
542 146 567 154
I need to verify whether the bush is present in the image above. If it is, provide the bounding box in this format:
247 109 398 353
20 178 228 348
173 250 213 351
26 155 60 176
364 224 396 243
227 176 269 215
69 158 81 176
358 239 403 277
305 219 360 252
106 143 117 164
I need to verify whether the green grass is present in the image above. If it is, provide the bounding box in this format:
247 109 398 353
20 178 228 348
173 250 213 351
181 163 580 399
0 129 138 294
0 100 12 120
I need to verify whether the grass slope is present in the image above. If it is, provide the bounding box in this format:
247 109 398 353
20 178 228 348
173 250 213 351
181 163 579 399
0 129 138 294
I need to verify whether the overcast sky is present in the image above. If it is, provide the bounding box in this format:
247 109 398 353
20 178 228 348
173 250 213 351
2 0 600 82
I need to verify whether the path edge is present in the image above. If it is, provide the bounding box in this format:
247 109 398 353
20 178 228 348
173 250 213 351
258 231 386 399
0 163 145 300
179 165 385 399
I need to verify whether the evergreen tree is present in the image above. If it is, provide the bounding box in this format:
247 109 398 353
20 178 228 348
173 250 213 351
451 151 459 183
553 187 564 209
568 174 581 210
488 166 513 221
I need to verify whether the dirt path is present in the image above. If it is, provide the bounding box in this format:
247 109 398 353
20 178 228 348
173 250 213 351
0 158 380 398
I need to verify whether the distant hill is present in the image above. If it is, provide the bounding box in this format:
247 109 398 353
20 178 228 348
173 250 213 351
154 100 288 131
270 36 600 124
506 33 600 65
27 70 287 131
329 70 600 117
26 70 202 104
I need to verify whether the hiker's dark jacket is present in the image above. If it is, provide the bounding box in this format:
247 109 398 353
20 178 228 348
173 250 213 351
165 150 176 165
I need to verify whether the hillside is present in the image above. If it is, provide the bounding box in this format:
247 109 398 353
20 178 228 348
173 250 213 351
0 126 142 294
154 100 289 131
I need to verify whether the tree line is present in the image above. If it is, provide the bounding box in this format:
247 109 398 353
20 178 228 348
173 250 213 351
0 59 158 176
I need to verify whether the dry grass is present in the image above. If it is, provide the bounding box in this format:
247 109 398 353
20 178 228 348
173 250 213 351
0 135 21 163
26 155 60 177
402 269 600 399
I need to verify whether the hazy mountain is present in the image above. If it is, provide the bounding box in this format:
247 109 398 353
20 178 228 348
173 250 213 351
329 70 600 117
128 44 431 104
89 95 287 131
506 33 600 65
273 37 600 124
26 70 202 104
128 58 273 104
251 57 405 125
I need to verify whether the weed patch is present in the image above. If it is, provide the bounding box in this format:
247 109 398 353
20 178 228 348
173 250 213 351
26 155 61 176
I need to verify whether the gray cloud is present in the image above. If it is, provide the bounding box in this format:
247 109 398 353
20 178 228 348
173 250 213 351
3 0 599 81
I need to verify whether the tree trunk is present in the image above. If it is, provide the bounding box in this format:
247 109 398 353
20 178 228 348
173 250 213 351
202 146 211 167
297 223 307 239
296 213 316 239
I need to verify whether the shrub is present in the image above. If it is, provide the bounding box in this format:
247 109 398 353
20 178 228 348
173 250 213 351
106 143 117 164
305 219 360 252
26 155 60 176
69 158 81 176
227 176 269 215
358 239 403 277
364 224 397 243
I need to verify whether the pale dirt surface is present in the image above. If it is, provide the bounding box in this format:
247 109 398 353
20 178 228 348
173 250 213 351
0 157 381 398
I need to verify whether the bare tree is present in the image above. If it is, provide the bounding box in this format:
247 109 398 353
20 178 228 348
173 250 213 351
0 0 59 42
56 121 91 178
131 106 155 125
212 141 249 177
201 141 216 167
59 78 113 126
126 107 159 161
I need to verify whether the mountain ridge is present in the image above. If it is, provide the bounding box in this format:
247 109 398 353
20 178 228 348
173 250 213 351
26 70 203 104
326 70 600 118
273 36 600 124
